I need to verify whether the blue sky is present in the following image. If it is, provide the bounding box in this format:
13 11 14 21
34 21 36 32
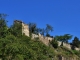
0 0 80 42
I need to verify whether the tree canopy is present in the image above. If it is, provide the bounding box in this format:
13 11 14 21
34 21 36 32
72 37 80 48
55 34 72 46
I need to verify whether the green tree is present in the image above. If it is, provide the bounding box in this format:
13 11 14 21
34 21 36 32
0 14 7 20
55 34 72 46
37 28 45 36
28 22 37 36
45 24 53 37
50 38 58 48
71 37 80 49
10 20 22 37
0 14 8 38
63 34 72 43
41 28 45 36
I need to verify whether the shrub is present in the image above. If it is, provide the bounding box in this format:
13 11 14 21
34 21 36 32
50 40 58 49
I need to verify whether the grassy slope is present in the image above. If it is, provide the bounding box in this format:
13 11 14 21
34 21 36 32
0 35 80 60
22 36 80 60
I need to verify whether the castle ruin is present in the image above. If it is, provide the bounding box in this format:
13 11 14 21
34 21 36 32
14 20 80 51
14 20 29 37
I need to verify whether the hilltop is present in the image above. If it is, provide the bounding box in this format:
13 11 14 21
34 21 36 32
0 14 80 60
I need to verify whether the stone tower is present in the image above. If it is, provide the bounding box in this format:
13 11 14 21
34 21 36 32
22 22 29 37
14 20 29 37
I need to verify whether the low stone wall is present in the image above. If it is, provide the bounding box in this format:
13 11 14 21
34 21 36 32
32 33 39 39
22 23 29 37
63 42 71 50
75 47 80 51
32 33 53 46
58 41 62 46
32 33 80 51
58 41 80 51
39 34 51 46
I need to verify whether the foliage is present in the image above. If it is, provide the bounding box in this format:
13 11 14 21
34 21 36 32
0 18 55 60
71 37 80 49
71 37 80 50
28 22 37 36
10 21 22 37
0 14 80 60
50 38 58 49
45 24 53 37
37 28 45 36
55 34 72 46
0 14 8 38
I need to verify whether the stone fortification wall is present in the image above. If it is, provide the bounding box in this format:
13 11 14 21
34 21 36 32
63 42 71 49
31 33 80 51
58 41 62 46
14 20 80 51
22 23 29 37
14 20 29 37
32 33 53 46
32 33 39 39
58 41 80 51
58 41 72 50
75 47 80 51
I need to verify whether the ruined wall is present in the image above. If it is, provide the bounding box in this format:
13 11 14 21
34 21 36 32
14 20 29 37
29 30 80 51
32 33 39 39
32 33 53 46
63 42 71 50
58 41 80 51
15 20 80 51
58 41 72 50
22 23 29 37
75 47 80 51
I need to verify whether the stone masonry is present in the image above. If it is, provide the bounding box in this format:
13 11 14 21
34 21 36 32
22 22 29 37
14 20 80 51
14 20 29 37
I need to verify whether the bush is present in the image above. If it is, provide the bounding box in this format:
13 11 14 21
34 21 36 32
72 50 80 56
50 40 58 49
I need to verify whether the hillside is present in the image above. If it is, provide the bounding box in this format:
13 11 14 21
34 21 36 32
0 34 54 60
0 16 80 60
0 34 80 60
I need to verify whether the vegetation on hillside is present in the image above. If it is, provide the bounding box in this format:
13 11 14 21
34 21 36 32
0 13 80 60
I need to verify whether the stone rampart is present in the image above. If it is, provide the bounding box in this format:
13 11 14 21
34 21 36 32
14 20 29 37
15 20 80 51
31 33 80 51
63 42 71 50
22 23 29 37
32 33 53 46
